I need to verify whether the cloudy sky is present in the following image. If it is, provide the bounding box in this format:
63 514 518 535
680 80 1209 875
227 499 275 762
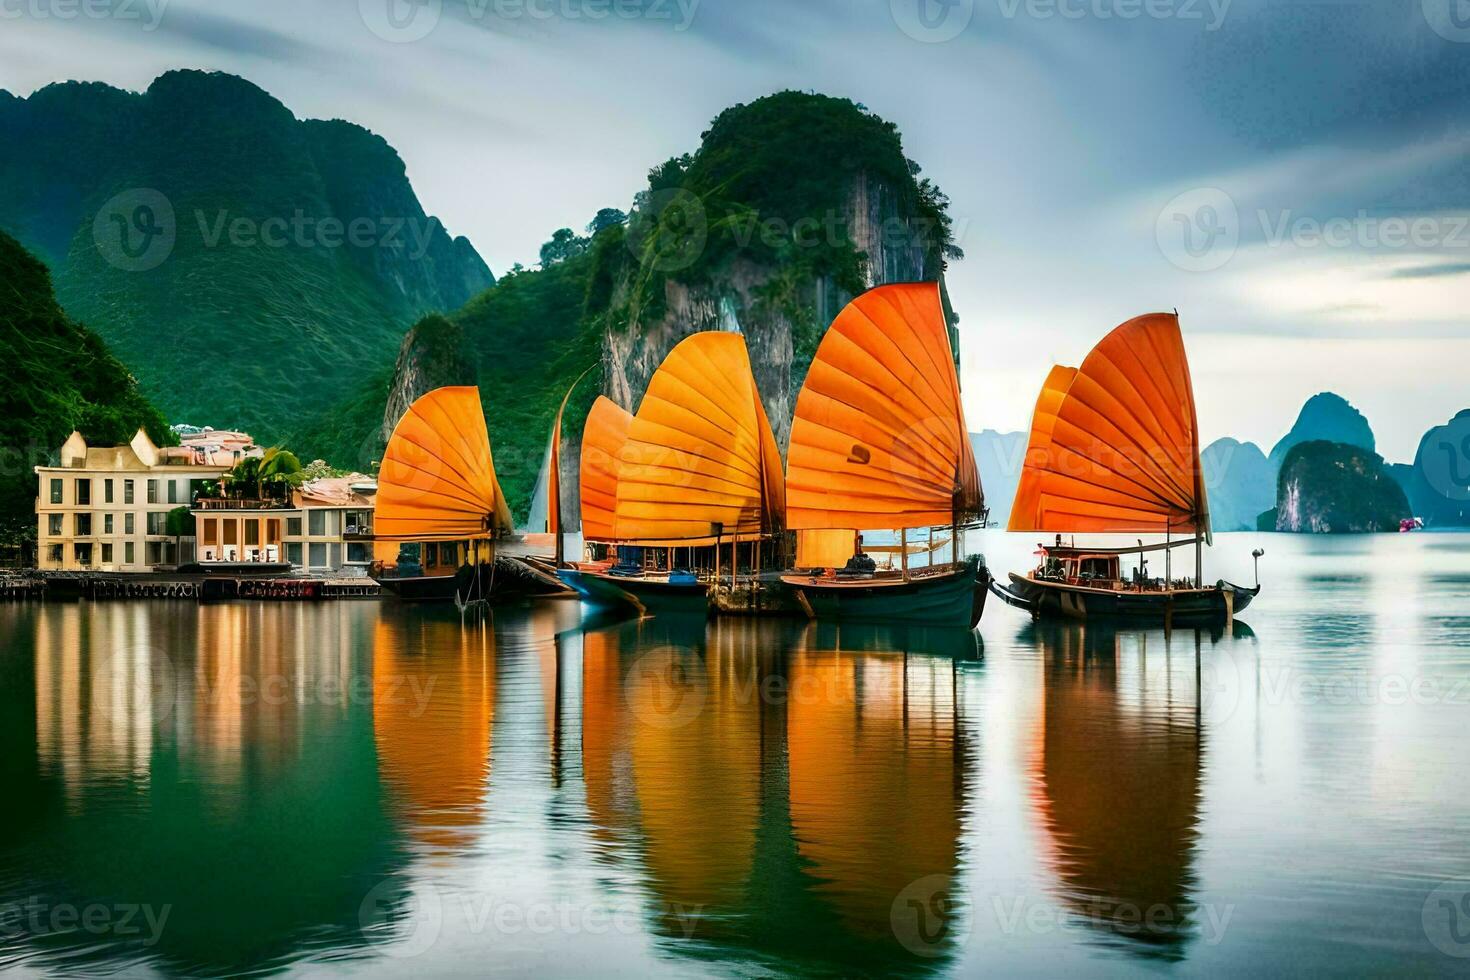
4 0 1468 462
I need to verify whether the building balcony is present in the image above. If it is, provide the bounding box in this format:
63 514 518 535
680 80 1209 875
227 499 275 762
194 498 293 511
342 523 375 541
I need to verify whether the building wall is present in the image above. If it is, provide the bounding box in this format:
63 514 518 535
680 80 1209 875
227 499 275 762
193 505 375 576
36 467 227 572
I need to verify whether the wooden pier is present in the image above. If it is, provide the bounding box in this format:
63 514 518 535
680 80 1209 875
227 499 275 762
30 572 380 602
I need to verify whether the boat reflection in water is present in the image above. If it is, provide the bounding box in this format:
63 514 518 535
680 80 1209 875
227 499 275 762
575 615 974 971
1026 621 1207 959
372 611 496 852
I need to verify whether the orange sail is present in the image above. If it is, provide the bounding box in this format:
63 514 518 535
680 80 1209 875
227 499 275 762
374 386 513 542
786 282 982 532
1009 313 1210 537
580 395 634 543
613 332 785 546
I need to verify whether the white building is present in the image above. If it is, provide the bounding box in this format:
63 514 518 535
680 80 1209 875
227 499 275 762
35 430 233 572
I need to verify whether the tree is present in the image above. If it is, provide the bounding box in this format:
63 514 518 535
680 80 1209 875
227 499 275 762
222 447 303 499
539 228 589 268
587 208 627 235
165 506 192 565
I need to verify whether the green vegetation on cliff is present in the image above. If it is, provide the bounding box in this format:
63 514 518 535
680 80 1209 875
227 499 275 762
1263 440 1409 533
456 255 603 518
0 70 492 443
0 231 172 543
598 91 959 357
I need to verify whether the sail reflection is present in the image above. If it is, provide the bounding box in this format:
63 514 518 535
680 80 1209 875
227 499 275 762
372 611 496 853
1027 622 1204 959
576 616 972 969
788 624 966 947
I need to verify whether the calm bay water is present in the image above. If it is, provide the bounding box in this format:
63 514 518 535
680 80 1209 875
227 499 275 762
2 532 1469 977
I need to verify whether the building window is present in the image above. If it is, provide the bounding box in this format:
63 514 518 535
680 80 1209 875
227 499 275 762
47 514 62 536
105 479 114 503
245 521 260 546
308 510 326 536
104 513 114 534
102 543 113 564
146 512 162 536
223 521 238 545
329 543 340 568
308 543 326 568
75 479 90 505
48 544 63 563
147 479 159 504
75 543 93 566
347 542 370 564
125 542 135 565
167 480 179 504
125 513 135 535
75 514 91 536
266 519 281 545
49 478 62 504
439 543 457 567
286 517 302 537
147 542 162 565
203 519 218 546
124 480 135 505
286 542 302 566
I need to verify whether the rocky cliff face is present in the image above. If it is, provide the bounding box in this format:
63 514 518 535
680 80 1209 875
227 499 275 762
971 430 1027 527
1202 438 1275 532
1388 409 1470 528
381 315 477 439
1269 392 1375 475
1271 441 1409 533
597 92 960 453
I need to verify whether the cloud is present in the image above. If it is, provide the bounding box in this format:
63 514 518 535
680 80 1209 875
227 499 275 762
148 6 333 65
1387 262 1470 280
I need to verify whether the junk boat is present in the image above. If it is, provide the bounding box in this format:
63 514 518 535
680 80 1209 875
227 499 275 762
557 332 786 618
988 313 1260 625
778 282 991 629
371 386 552 603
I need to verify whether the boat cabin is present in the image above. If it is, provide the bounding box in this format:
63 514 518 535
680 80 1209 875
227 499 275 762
1036 546 1123 586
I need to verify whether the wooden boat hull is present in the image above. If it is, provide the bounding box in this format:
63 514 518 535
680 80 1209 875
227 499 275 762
996 572 1258 624
781 556 990 629
377 558 557 603
557 568 710 618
